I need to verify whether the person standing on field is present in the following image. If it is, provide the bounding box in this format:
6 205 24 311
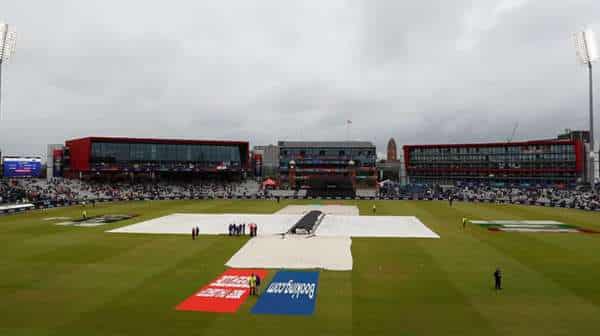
462 217 468 230
248 273 257 296
255 273 261 295
372 204 376 214
494 268 503 290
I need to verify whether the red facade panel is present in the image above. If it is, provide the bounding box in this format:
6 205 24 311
65 138 91 173
574 139 585 172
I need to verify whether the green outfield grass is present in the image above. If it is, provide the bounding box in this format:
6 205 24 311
1 199 600 335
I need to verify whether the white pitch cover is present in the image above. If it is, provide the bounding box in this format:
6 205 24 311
108 213 302 235
109 207 440 271
316 215 440 238
225 235 353 271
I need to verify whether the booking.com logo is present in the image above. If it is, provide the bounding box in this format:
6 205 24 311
266 280 316 299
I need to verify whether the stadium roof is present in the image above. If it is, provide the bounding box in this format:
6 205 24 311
403 138 579 149
66 136 248 146
278 141 375 148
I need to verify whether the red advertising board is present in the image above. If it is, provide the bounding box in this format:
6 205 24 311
176 268 268 313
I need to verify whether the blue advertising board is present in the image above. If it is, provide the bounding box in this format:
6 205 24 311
3 157 42 178
251 270 319 315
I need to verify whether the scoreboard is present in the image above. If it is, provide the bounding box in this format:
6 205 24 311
2 157 42 178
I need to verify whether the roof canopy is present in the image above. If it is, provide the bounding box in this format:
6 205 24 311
278 141 375 149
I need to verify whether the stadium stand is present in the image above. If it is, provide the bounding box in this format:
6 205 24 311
378 181 600 209
268 189 307 198
0 180 27 204
0 178 260 204
306 176 355 198
2 177 600 214
356 188 377 198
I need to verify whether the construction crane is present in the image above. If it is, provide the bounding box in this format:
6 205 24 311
507 122 519 143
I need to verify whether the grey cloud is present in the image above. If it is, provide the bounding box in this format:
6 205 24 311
0 0 599 158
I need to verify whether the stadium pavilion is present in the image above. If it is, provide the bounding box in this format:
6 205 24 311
62 137 249 180
403 134 586 186
278 141 377 197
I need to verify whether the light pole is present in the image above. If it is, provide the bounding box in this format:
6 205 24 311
0 23 17 120
573 28 599 187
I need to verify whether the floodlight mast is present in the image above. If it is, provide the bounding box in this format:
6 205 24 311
0 23 17 120
574 29 599 187
0 24 5 120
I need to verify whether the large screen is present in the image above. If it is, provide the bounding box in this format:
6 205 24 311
2 157 42 178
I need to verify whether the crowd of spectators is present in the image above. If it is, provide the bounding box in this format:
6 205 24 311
379 181 600 210
0 178 260 205
0 180 27 204
3 177 600 211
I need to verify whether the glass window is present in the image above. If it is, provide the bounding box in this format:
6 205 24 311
90 141 242 166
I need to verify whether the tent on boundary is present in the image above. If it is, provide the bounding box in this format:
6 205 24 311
262 178 278 189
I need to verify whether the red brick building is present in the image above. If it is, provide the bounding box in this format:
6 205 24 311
387 138 398 161
403 138 585 185
64 137 249 178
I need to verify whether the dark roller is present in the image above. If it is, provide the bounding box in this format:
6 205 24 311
289 210 323 234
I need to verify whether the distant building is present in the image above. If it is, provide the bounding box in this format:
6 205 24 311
556 130 597 183
63 137 249 179
377 138 407 185
557 129 590 143
252 144 279 178
376 157 407 185
387 138 398 161
403 133 586 185
46 144 64 180
278 141 377 197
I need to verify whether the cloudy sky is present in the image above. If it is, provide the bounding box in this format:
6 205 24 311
1 0 599 157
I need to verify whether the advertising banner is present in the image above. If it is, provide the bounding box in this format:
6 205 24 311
2 157 42 178
251 270 319 315
176 268 267 313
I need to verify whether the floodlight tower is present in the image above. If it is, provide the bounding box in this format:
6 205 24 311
573 29 599 186
0 23 17 119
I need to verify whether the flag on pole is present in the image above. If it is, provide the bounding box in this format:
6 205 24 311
345 120 351 141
